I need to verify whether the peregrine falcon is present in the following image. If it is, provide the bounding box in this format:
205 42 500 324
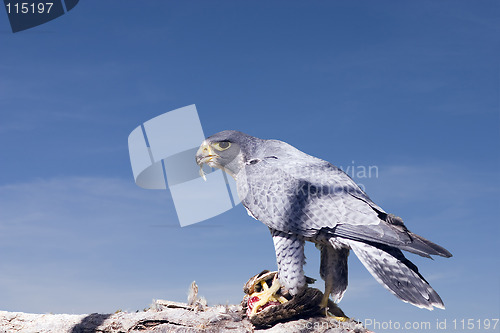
195 130 452 315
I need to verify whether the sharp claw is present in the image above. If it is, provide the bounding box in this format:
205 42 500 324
322 297 350 321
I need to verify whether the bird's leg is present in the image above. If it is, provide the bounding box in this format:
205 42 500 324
320 287 331 314
248 275 288 316
321 284 349 322
326 300 350 322
317 244 350 321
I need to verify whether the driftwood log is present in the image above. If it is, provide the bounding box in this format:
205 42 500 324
0 278 373 332
0 303 370 333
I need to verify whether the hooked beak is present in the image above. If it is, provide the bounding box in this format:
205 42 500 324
196 141 219 181
195 141 219 167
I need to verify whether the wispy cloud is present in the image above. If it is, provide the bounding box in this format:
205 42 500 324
0 60 172 135
0 177 180 313
0 176 271 313
0 160 497 315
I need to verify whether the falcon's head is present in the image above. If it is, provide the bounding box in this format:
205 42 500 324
195 130 261 179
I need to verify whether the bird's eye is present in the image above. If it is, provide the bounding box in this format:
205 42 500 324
213 141 231 151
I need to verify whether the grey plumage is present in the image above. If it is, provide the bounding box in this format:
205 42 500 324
318 244 349 304
271 229 306 295
196 130 452 310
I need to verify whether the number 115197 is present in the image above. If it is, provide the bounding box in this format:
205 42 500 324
452 318 499 330
5 2 53 14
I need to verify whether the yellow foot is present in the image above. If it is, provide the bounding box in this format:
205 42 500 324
248 276 288 316
320 294 350 321
329 314 350 322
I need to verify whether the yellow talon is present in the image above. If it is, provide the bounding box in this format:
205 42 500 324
321 293 350 321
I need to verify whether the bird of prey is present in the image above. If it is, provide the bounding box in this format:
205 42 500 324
195 130 452 315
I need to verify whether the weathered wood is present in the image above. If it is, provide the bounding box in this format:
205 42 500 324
0 279 373 332
0 300 372 333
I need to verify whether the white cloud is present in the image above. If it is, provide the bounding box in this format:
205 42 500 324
0 162 496 315
0 177 270 314
0 177 181 313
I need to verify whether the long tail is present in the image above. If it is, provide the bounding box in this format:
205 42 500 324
346 239 445 310
400 232 453 259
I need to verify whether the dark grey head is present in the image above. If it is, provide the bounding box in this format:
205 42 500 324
195 130 262 178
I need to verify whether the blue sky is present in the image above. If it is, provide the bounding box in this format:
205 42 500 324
0 1 499 332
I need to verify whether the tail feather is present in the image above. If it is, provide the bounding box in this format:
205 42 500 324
382 213 452 259
347 239 445 310
403 233 453 258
